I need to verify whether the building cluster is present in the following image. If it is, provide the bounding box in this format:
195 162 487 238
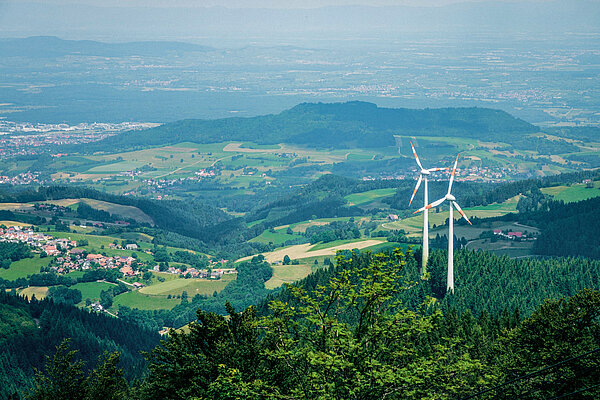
463 164 521 182
492 229 536 241
0 225 55 246
143 169 218 189
0 225 147 276
153 264 236 279
0 172 43 185
0 121 157 158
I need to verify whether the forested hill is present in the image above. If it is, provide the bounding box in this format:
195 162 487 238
81 101 539 152
0 290 160 398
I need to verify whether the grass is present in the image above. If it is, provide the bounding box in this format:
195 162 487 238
79 199 154 224
265 264 312 289
249 229 303 245
71 281 117 301
140 275 236 297
465 238 534 258
384 196 520 236
541 182 600 203
113 291 181 310
0 220 32 227
308 238 369 252
0 256 47 280
19 286 49 300
344 188 396 206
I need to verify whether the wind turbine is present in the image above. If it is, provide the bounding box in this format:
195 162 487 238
408 141 448 275
413 154 471 294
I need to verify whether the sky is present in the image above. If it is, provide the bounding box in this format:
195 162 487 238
0 0 558 8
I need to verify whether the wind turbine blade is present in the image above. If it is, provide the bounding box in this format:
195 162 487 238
448 154 459 194
408 174 422 207
410 141 423 170
452 201 472 225
427 167 449 172
413 197 445 214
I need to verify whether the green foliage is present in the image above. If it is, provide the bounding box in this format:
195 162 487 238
27 340 128 400
47 286 82 306
141 249 493 399
493 289 600 399
0 290 159 398
86 101 539 152
305 220 361 244
0 242 33 269
28 340 85 400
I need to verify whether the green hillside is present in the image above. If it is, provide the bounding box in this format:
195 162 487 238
79 101 540 152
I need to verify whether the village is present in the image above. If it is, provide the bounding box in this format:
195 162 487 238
0 225 234 281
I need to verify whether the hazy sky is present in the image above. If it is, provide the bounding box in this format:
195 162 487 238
1 0 559 8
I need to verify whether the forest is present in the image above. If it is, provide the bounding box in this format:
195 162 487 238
19 247 600 399
0 290 160 399
69 101 540 153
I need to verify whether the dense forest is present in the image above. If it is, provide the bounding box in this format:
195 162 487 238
495 195 600 259
70 101 540 153
23 248 600 399
0 291 160 399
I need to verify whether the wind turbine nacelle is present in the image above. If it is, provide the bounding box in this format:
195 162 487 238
446 194 456 201
421 169 431 175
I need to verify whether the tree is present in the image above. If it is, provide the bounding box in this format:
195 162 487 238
99 290 113 309
261 250 492 399
27 339 85 400
494 289 600 399
84 352 128 400
282 255 291 265
143 303 266 400
27 340 129 400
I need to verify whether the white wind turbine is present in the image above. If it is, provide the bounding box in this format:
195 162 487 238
408 141 448 275
413 154 471 294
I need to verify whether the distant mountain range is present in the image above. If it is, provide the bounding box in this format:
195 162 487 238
1 1 598 40
0 36 213 58
83 101 539 152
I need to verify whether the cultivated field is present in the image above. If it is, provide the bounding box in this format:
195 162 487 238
19 286 49 300
344 188 396 206
71 281 118 301
384 196 520 236
139 274 236 297
541 182 600 203
0 256 47 280
240 239 385 264
265 263 313 289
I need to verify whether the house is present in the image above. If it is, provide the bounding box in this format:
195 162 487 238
507 231 523 238
87 253 103 260
132 282 144 289
387 214 399 221
120 266 134 276
125 243 138 250
493 229 502 235
43 245 59 255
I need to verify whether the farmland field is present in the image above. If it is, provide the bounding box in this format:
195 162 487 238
265 263 312 289
541 182 600 203
344 188 396 206
239 239 385 264
139 274 236 297
0 256 47 280
113 291 181 310
71 281 118 301
19 286 49 300
249 229 302 245
384 196 520 236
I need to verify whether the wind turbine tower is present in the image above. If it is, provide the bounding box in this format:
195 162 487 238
414 154 471 293
408 141 448 275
